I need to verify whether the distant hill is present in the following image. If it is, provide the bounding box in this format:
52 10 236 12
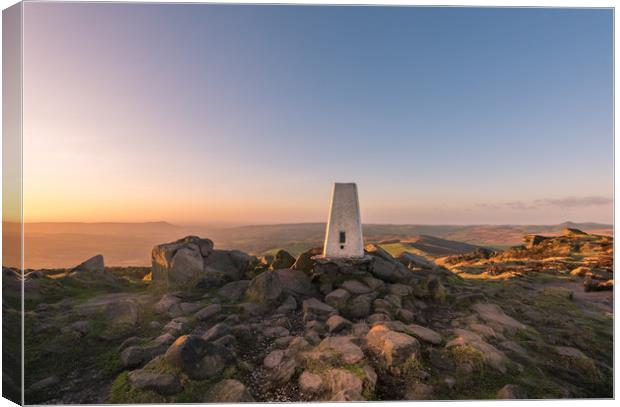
3 221 612 269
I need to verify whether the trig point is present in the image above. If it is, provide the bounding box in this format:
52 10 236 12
323 182 364 258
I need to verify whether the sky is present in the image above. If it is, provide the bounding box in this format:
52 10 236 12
21 3 613 225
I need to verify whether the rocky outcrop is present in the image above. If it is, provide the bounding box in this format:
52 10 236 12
72 255 105 273
151 236 256 289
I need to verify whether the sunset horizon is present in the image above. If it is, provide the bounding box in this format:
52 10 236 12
19 3 612 226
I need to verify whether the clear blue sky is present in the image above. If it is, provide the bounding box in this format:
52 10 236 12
24 4 613 225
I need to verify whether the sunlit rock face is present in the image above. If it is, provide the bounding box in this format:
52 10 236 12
322 183 364 258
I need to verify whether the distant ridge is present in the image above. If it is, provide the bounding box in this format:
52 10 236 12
5 220 611 269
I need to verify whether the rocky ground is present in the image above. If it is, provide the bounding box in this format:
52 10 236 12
6 228 613 403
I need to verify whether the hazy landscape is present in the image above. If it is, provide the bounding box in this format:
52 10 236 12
4 221 612 269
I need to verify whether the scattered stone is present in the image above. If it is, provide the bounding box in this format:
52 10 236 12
164 317 189 335
205 379 255 402
362 275 385 291
305 330 322 345
194 303 222 321
326 315 353 333
406 323 442 345
341 280 372 295
303 298 337 321
246 271 284 304
325 288 351 310
388 283 413 297
263 326 290 338
203 323 231 342
317 336 364 365
299 371 324 394
178 302 202 314
324 369 363 400
154 294 183 317
276 295 297 313
368 313 391 324
263 349 285 369
218 280 250 302
396 308 415 323
128 369 182 396
348 294 374 319
366 324 420 368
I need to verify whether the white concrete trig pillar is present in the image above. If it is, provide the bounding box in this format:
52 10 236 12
322 183 364 258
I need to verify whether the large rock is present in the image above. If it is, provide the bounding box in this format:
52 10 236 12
325 289 351 311
217 280 250 302
274 269 317 299
246 271 284 304
370 256 411 283
164 335 235 380
72 255 104 273
152 236 254 289
366 324 420 368
205 379 255 402
303 298 337 321
317 336 364 365
271 249 296 269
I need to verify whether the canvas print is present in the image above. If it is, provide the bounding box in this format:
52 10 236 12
2 1 614 404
